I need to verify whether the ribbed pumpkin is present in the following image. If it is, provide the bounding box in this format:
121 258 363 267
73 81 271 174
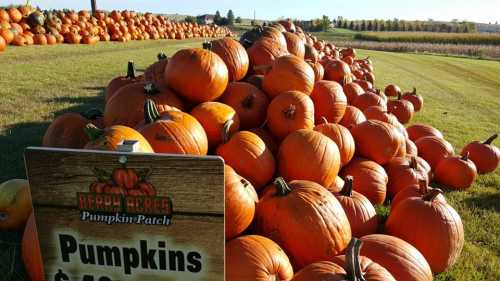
314 119 355 166
384 156 429 199
353 92 387 112
217 131 276 190
249 127 278 155
245 74 264 90
191 102 240 148
267 91 315 140
22 213 44 281
351 120 404 165
84 124 154 153
322 58 352 85
105 61 141 103
221 82 269 129
279 129 341 187
363 106 398 125
334 177 378 237
343 82 365 104
144 53 168 88
355 80 373 92
415 136 454 170
262 55 315 98
402 88 424 112
360 234 433 281
406 138 418 155
310 80 347 124
407 123 444 142
385 189 464 273
104 82 184 127
387 94 415 124
43 109 104 149
307 61 324 82
138 100 207 155
435 153 477 190
283 31 305 58
340 157 388 205
164 47 229 102
339 105 367 130
247 37 289 71
304 44 319 62
391 179 446 211
226 235 294 281
239 26 287 49
255 178 351 269
290 261 346 281
210 38 249 82
384 84 401 97
7 7 22 23
460 134 499 174
225 165 258 240
327 176 346 193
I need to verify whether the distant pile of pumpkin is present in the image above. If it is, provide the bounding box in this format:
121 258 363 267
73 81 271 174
2 18 498 281
0 5 231 52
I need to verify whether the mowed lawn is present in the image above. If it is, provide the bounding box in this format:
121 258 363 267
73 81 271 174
0 39 499 280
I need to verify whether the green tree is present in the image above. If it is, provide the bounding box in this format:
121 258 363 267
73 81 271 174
214 10 221 25
392 19 400 31
227 9 235 25
185 16 196 23
380 21 386 31
361 20 366 31
235 16 242 24
349 21 354 30
367 20 373 31
321 15 331 31
343 20 349 29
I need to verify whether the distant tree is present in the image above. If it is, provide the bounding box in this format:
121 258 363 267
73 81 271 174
321 15 331 31
367 20 373 31
250 19 256 26
219 17 229 26
400 20 407 31
343 20 349 29
185 16 196 23
235 16 242 24
349 21 355 30
380 22 386 31
415 22 422 32
337 19 343 28
373 20 379 31
360 20 366 31
227 9 235 25
463 24 469 33
354 22 361 31
392 19 400 31
214 10 221 24
385 20 391 31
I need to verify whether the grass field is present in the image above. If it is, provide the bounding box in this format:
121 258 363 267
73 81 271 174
0 40 499 280
355 31 500 45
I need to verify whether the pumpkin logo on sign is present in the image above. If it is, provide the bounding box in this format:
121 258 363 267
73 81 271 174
78 166 173 226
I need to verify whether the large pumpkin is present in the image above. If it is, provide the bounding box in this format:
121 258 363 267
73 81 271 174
363 105 399 126
310 80 347 124
385 189 464 273
191 102 240 149
351 120 404 165
434 153 477 190
283 31 305 58
353 92 387 112
22 212 44 281
334 177 378 237
216 131 276 190
360 234 433 281
262 55 315 98
307 61 324 82
339 105 366 130
267 91 315 141
415 136 454 170
144 53 168 88
322 58 352 85
104 82 184 127
384 156 429 199
249 127 279 155
210 38 249 82
406 123 444 142
220 82 269 129
340 157 388 205
84 124 154 153
164 48 229 102
391 179 446 211
343 82 365 104
247 37 289 71
138 100 208 155
226 235 294 281
105 61 141 103
225 165 258 240
255 178 351 269
387 94 415 124
314 120 355 166
279 129 341 187
460 133 499 174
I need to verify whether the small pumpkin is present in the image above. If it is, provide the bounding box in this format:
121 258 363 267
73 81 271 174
248 127 279 155
191 102 240 149
401 87 424 112
355 80 373 92
144 53 168 88
247 37 289 71
0 35 6 52
384 156 429 199
84 124 154 153
406 138 418 155
105 61 141 103
279 129 341 187
7 7 22 23
307 61 325 82
283 31 305 58
310 80 347 124
343 82 365 104
363 106 399 126
353 92 387 112
210 38 249 82
255 178 351 269
384 84 401 97
460 133 499 174
322 58 352 85
434 153 477 190
314 119 355 166
339 105 366 130
385 189 464 273
391 179 446 211
221 82 269 129
406 123 444 142
262 55 315 98
304 44 319 62
225 235 294 281
0 28 14 44
415 136 454 170
387 93 415 124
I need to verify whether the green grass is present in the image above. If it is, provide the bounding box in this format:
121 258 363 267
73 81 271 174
1 40 499 280
312 28 358 42
355 31 500 45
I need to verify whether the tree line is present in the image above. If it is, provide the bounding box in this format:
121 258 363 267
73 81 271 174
334 18 477 33
185 10 242 26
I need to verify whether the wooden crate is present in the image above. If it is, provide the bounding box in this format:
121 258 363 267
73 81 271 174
25 147 225 281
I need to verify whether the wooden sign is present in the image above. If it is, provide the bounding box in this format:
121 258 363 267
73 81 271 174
24 147 225 281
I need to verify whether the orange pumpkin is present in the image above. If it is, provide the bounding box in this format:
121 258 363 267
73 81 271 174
384 156 429 199
0 28 14 44
84 124 154 153
138 100 208 155
385 189 464 273
460 134 499 174
247 37 289 71
339 105 366 130
267 91 315 140
353 92 387 112
7 7 22 23
434 153 477 190
307 61 325 82
310 80 347 124
314 119 355 166
304 44 319 62
342 82 365 104
225 165 258 240
262 55 315 98
248 127 278 155
322 58 352 85
105 61 141 103
164 48 229 102
384 84 401 97
255 178 351 269
387 93 415 124
226 235 294 281
283 31 305 58
217 131 276 190
415 136 454 170
363 105 398 125
0 35 5 52
245 74 264 90
22 213 45 281
210 38 249 81
407 123 444 142
391 179 446 211
144 53 169 88
220 82 269 129
191 102 240 148
401 87 424 112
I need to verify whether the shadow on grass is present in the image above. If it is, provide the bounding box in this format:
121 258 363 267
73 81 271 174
464 192 500 212
0 231 26 281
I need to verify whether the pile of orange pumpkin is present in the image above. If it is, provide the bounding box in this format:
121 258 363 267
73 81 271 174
3 18 499 281
0 5 231 51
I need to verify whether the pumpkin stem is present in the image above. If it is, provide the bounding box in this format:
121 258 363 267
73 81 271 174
81 108 103 120
144 99 160 124
461 151 470 161
84 123 104 142
345 238 365 281
144 82 160 95
412 87 417 95
202 41 212 50
157 52 167 61
418 178 429 194
221 119 234 144
422 188 443 202
397 92 402 100
274 177 292 196
340 176 354 197
483 133 498 145
283 105 296 119
241 93 255 109
320 116 329 124
409 157 418 170
126 61 136 79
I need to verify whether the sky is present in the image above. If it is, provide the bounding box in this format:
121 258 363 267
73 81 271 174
2 0 499 24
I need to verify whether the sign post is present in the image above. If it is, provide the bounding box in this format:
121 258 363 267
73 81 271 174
24 147 225 281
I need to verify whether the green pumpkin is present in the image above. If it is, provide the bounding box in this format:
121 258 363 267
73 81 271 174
28 11 45 27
